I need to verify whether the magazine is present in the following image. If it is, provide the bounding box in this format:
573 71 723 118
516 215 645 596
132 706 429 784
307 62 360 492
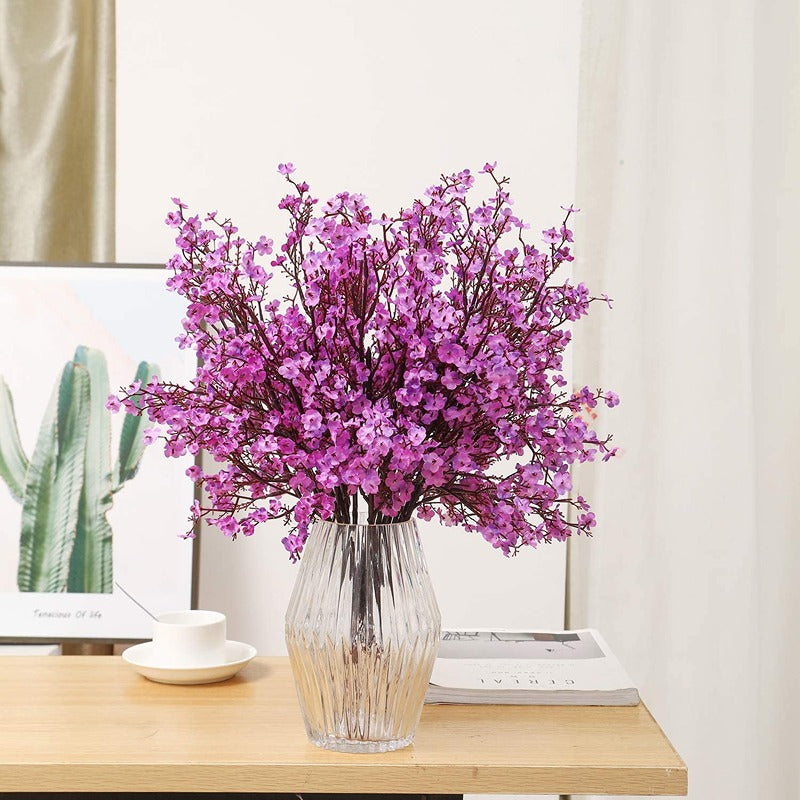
425 628 639 706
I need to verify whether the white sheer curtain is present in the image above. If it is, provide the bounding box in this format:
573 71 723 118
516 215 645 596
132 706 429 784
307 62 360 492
569 1 800 798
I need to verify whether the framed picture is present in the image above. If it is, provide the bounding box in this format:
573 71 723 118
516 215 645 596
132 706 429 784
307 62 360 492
0 263 196 641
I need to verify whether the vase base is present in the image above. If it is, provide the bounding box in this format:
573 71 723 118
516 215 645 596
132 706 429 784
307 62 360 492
308 732 414 753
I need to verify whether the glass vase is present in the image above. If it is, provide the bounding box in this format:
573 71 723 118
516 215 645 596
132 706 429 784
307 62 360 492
285 518 441 753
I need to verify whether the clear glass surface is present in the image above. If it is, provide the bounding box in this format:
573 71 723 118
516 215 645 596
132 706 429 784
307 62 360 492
285 518 441 753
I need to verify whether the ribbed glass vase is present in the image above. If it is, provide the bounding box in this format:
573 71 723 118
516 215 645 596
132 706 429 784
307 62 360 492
285 518 441 753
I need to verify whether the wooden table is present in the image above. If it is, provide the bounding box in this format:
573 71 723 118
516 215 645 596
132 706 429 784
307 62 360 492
0 656 686 796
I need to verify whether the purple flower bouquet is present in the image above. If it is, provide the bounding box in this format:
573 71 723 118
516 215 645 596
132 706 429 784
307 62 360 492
115 163 617 752
117 162 616 561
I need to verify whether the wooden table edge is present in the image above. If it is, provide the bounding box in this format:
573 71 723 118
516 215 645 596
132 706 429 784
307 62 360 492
0 762 687 795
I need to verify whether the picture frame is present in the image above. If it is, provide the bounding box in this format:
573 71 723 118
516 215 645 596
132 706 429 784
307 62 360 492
0 262 197 642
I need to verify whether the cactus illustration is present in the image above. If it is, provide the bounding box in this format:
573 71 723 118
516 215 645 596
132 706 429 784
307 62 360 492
0 347 158 593
0 378 29 503
17 363 90 594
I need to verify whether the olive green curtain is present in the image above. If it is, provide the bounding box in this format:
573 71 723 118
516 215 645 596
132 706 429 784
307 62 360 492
0 0 115 263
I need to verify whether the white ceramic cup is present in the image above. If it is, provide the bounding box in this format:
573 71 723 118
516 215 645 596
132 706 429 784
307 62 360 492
151 610 227 667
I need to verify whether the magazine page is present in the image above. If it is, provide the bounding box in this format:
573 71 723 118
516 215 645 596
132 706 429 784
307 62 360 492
430 629 635 693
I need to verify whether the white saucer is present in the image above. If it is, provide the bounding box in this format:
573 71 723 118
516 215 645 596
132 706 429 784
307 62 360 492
122 640 257 685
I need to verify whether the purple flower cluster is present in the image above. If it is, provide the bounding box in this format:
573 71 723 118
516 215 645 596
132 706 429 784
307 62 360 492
117 164 617 560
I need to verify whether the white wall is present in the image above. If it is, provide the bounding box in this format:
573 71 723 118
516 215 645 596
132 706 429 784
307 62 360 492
116 0 581 658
